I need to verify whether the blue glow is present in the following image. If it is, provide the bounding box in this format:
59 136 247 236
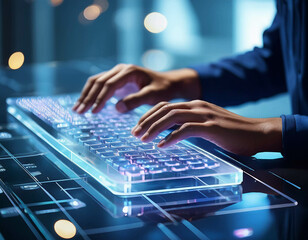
253 152 283 159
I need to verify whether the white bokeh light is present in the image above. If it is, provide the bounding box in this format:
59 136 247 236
142 49 172 71
144 12 168 33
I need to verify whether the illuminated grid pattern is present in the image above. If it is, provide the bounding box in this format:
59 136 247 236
0 123 298 239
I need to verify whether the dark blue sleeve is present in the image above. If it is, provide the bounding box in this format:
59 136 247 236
281 115 308 160
190 14 287 107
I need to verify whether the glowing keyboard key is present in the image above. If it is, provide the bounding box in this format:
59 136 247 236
141 162 159 169
171 165 188 172
164 161 180 167
189 163 206 169
186 159 203 165
148 166 167 174
204 159 220 169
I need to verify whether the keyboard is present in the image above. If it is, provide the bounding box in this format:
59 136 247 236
7 94 242 196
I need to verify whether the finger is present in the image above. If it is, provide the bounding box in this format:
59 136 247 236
91 69 140 113
140 110 201 142
76 69 120 113
76 81 104 113
115 86 155 113
129 101 167 135
133 102 190 137
72 76 97 111
157 123 204 148
73 71 110 110
134 102 169 127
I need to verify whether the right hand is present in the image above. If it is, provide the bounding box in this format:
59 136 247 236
72 64 200 114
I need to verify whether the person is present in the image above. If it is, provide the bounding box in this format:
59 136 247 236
73 0 307 161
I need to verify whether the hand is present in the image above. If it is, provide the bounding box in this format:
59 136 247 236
72 64 200 114
131 100 282 156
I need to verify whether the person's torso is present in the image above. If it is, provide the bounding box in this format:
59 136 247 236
277 0 308 114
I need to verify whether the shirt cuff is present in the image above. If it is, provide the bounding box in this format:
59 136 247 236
280 114 308 161
189 64 210 102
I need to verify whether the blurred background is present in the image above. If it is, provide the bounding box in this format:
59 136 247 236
0 0 290 119
0 0 277 69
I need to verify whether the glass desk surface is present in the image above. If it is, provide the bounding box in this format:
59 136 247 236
0 61 307 239
0 123 299 240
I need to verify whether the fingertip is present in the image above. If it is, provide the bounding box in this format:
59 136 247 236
140 132 149 141
131 125 137 133
132 126 142 136
72 101 80 111
76 103 86 114
157 139 165 148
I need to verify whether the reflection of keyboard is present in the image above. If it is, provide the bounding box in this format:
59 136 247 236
7 94 242 196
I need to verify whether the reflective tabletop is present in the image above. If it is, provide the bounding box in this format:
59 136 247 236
0 61 307 240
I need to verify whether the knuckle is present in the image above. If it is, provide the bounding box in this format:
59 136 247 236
181 123 192 131
87 76 96 83
150 122 160 132
104 80 113 89
125 64 135 70
95 97 103 104
94 80 104 86
205 120 217 128
83 97 92 104
124 64 137 74
169 109 181 117
114 63 126 69
161 103 173 112
159 101 169 107
95 77 105 84
191 99 204 105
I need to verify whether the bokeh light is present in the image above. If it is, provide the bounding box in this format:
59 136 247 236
54 219 77 239
122 206 129 214
50 0 63 7
144 12 168 33
8 52 25 70
233 228 254 238
83 4 102 21
142 49 172 71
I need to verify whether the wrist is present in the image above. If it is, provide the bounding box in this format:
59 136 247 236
163 68 201 100
257 117 283 153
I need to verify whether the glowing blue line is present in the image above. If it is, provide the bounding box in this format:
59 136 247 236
181 220 210 240
157 223 180 240
216 150 255 171
268 171 301 190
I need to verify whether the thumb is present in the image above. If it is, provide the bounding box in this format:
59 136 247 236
116 87 155 112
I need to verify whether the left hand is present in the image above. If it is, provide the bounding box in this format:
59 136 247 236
131 100 282 156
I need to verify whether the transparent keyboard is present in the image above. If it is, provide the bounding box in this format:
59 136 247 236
7 94 242 196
